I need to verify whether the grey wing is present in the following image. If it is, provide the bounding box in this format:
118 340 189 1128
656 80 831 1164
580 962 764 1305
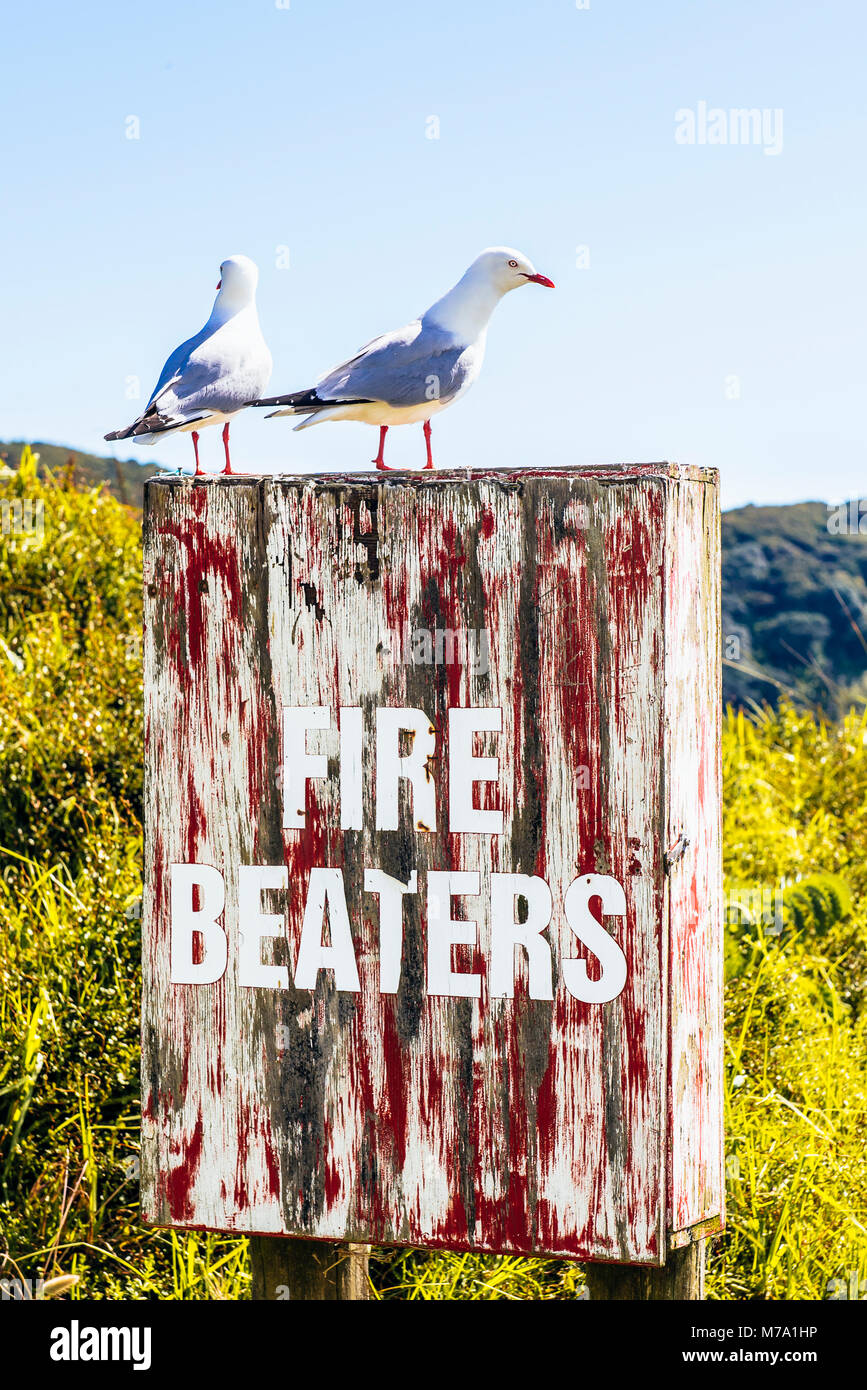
103 328 218 440
316 322 472 408
150 321 271 418
146 324 215 407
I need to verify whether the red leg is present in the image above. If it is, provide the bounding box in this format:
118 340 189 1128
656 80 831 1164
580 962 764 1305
222 421 232 475
192 430 203 476
373 425 389 470
423 418 434 469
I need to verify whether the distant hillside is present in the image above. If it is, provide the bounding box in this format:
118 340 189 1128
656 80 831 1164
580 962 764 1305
722 501 867 713
3 443 865 712
0 440 161 509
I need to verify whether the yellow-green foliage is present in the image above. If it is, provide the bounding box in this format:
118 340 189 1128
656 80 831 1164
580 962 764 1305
0 446 143 869
724 704 867 903
0 456 864 1299
708 705 867 1299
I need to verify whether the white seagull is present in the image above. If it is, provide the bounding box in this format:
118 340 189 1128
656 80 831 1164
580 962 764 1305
252 246 554 469
105 254 272 475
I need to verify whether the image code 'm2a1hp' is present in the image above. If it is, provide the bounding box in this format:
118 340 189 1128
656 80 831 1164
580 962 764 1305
141 463 724 1265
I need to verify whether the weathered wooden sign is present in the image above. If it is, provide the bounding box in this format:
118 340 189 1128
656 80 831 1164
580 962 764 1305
142 463 723 1265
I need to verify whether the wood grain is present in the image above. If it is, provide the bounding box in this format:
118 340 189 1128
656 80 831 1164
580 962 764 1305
141 464 723 1265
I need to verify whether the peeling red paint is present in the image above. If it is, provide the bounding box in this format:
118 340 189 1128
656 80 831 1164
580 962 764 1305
264 1135 281 1200
142 466 723 1265
165 1112 204 1221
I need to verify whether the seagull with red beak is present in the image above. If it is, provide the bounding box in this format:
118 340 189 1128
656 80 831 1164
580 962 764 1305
252 246 555 469
105 254 272 475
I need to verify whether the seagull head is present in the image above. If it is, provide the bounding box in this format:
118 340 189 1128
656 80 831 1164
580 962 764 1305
214 254 259 310
425 246 555 337
469 247 555 295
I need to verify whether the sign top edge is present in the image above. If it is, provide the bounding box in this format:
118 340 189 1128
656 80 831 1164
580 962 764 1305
144 461 717 489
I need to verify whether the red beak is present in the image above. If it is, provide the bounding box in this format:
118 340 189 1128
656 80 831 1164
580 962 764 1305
216 279 222 290
523 272 555 288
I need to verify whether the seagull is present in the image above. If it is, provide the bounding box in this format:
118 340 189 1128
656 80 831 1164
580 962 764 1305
251 247 554 469
105 255 272 475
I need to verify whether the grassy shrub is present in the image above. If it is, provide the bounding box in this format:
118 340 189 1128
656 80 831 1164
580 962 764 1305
0 453 864 1299
709 705 867 1299
710 918 867 1298
0 448 143 869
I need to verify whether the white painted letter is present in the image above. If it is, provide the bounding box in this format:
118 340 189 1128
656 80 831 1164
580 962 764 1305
238 865 289 989
283 706 330 829
490 873 554 999
427 870 481 998
170 864 227 984
295 868 360 991
375 707 437 831
562 874 628 1003
364 869 418 993
448 707 503 833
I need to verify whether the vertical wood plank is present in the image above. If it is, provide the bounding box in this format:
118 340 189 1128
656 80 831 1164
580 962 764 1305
664 474 725 1235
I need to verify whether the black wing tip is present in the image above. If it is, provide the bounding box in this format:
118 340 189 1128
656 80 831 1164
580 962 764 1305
254 389 376 414
106 404 158 440
251 388 321 409
106 413 206 442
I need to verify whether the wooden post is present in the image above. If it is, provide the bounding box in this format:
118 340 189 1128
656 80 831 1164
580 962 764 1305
584 1240 705 1300
249 1237 370 1301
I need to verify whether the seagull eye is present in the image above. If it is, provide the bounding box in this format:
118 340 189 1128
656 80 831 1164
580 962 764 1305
508 259 519 267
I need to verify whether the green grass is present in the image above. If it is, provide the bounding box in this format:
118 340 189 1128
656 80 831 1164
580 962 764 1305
1 451 865 1300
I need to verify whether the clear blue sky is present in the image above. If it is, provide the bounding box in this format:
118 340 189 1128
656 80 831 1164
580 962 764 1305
2 0 864 506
